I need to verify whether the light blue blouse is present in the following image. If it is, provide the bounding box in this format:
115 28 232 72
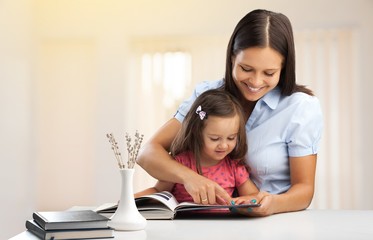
174 79 323 194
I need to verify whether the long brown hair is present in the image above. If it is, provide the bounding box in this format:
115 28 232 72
223 9 313 98
170 89 248 174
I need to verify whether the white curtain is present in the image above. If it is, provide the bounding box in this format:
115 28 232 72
296 29 359 209
130 30 359 209
129 36 227 149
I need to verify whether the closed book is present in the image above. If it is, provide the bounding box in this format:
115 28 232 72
26 220 114 240
32 210 109 230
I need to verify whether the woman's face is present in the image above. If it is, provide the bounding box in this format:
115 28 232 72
232 47 283 102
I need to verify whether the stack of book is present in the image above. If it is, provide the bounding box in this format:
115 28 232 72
25 210 114 240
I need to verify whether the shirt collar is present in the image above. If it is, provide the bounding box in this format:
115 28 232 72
260 87 281 110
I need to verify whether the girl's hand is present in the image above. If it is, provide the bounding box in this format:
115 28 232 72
183 174 232 205
233 191 275 217
232 193 262 205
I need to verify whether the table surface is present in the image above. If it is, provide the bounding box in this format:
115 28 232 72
10 209 373 240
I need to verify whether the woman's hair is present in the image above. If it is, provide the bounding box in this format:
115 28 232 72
170 89 248 174
223 9 313 97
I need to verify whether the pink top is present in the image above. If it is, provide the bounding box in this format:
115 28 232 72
171 151 249 203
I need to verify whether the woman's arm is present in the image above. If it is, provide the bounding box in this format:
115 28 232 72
278 154 317 211
237 154 317 216
137 118 182 181
137 118 232 204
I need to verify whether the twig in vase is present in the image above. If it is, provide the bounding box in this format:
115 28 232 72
106 133 125 169
107 131 144 169
125 131 144 169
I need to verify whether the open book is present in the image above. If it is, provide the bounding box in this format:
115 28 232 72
95 191 260 220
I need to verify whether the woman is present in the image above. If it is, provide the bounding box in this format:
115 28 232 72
137 9 323 217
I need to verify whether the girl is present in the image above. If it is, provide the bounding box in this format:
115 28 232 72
135 89 258 203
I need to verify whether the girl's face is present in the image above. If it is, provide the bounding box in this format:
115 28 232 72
200 115 240 166
232 47 283 102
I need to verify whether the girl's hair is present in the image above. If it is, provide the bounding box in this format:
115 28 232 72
170 89 248 174
223 9 313 97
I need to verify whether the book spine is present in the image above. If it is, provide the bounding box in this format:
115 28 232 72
32 212 48 230
25 220 46 240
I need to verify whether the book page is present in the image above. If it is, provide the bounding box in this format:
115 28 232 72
94 202 118 213
175 202 261 212
135 191 180 212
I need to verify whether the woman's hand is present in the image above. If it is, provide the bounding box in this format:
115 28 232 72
233 191 275 217
183 173 232 205
232 155 317 217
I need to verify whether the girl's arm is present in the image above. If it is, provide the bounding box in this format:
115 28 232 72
231 177 260 206
236 179 259 198
134 180 175 198
134 187 158 198
137 118 232 204
238 154 317 216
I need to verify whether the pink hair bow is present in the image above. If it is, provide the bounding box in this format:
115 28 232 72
195 105 207 120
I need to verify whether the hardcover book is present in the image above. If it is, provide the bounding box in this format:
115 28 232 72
95 191 260 220
26 219 114 240
32 210 110 230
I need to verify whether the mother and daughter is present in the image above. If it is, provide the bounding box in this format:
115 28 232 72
135 9 323 217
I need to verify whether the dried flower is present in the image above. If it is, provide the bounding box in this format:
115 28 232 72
125 131 144 169
106 133 125 169
106 131 144 169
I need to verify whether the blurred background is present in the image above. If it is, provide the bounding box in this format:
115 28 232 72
1 0 372 238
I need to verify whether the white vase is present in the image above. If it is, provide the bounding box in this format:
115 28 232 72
108 168 147 231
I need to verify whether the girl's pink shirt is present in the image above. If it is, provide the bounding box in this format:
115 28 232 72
171 151 249 203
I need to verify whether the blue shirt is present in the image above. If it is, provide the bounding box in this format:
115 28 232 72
174 79 323 194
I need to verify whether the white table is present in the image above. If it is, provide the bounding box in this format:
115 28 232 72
11 210 373 240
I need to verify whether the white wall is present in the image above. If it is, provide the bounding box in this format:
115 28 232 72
1 0 372 238
0 0 36 238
